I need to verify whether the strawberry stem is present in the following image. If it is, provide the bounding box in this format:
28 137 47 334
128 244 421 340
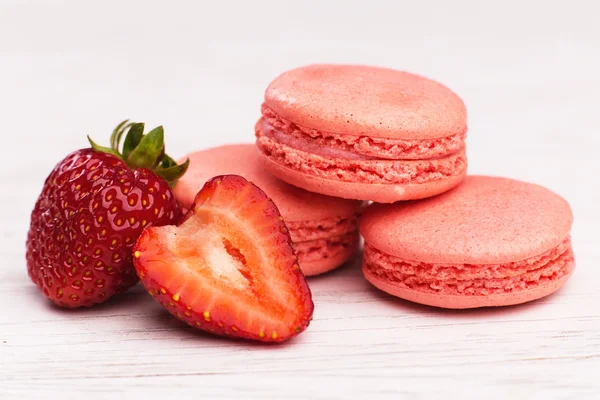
89 120 189 186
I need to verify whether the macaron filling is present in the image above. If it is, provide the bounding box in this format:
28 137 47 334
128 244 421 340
257 106 467 185
363 238 574 296
287 215 359 265
257 131 466 185
287 215 358 242
261 105 466 160
295 232 360 264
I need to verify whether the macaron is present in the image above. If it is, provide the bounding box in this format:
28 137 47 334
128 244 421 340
255 64 468 203
360 176 575 309
174 144 363 276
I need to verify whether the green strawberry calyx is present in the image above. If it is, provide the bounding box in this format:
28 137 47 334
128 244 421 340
88 120 189 187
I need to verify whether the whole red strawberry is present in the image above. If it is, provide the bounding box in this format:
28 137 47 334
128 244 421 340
26 121 189 308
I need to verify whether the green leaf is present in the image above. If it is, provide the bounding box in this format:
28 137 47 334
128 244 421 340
88 136 121 158
110 120 130 151
122 123 144 160
101 120 189 186
114 122 134 152
155 158 190 187
126 125 165 169
160 154 177 168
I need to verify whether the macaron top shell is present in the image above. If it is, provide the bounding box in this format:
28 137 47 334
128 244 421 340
360 176 573 264
264 64 467 140
175 144 362 222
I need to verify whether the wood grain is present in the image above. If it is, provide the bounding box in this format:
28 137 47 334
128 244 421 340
2 243 599 399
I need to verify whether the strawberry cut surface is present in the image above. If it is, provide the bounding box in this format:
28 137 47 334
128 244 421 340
133 175 314 342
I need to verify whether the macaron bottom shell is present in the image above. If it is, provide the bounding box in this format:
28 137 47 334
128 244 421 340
364 269 574 309
294 232 360 276
362 239 575 309
257 151 467 203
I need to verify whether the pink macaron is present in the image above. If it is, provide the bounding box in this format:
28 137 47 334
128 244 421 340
174 144 364 276
255 64 468 203
360 176 575 309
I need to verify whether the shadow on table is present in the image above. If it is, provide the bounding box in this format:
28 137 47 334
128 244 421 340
36 283 152 315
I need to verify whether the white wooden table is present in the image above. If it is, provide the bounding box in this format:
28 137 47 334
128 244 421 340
1 1 599 398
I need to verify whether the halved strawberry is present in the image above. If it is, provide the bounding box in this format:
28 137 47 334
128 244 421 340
133 175 314 342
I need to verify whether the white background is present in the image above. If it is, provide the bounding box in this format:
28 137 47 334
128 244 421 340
1 0 599 399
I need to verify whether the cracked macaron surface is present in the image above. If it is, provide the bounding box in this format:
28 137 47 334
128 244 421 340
174 144 363 276
360 175 575 309
255 64 468 203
